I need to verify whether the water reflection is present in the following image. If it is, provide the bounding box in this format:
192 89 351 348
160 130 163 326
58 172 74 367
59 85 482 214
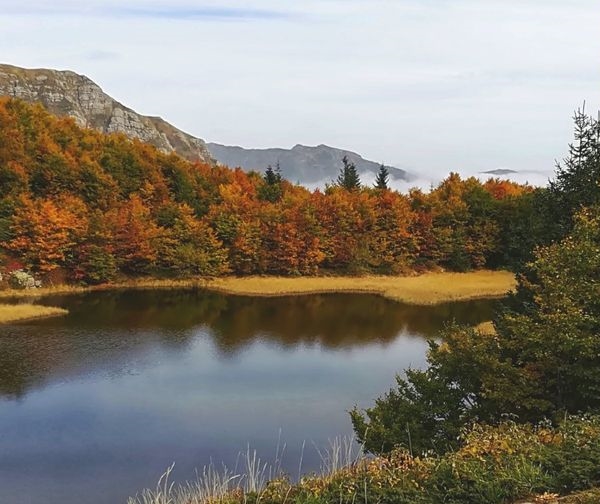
0 291 495 399
0 290 496 504
40 289 494 343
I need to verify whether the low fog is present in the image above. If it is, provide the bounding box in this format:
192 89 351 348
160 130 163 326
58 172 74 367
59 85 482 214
304 167 554 193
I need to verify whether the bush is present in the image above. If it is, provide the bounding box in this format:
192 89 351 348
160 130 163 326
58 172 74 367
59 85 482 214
6 269 40 289
539 416 600 493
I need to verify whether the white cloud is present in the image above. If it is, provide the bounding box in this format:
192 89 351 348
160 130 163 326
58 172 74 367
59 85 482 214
0 0 599 178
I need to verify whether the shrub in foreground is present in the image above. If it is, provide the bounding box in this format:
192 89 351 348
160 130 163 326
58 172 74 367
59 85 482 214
129 416 600 504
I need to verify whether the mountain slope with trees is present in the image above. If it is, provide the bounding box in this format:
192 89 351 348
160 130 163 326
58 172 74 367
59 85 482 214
0 97 535 285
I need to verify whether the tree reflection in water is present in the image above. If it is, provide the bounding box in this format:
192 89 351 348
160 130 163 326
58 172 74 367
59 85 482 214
0 290 496 399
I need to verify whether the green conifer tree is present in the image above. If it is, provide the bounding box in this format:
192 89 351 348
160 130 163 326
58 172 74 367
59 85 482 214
374 164 390 190
264 163 282 185
259 162 283 202
337 155 361 191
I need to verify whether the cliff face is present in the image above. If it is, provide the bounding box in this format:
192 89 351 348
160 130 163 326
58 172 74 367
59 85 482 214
0 63 214 164
207 142 410 184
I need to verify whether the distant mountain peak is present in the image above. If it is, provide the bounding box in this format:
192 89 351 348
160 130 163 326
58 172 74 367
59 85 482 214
0 63 214 164
207 142 409 185
482 169 518 175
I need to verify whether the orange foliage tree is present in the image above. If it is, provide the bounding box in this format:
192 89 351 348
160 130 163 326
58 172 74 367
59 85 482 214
7 194 88 273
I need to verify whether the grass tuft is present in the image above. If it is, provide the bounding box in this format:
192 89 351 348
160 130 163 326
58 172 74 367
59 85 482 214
0 303 68 324
476 320 497 335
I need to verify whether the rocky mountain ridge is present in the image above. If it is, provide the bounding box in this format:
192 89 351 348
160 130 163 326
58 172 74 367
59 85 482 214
0 63 214 164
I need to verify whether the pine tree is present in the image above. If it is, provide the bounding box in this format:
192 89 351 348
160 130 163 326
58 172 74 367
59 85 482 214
549 107 600 236
260 162 283 202
337 155 361 191
264 163 282 185
374 164 390 190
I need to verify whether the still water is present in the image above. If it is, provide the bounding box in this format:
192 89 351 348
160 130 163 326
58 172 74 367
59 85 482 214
0 290 496 504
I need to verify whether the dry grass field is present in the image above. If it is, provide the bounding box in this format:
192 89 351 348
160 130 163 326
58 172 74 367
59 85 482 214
204 270 517 305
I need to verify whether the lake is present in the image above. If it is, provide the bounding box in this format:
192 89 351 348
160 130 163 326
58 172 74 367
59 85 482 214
0 290 496 504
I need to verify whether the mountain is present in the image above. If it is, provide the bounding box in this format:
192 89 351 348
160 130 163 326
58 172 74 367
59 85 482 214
207 143 410 185
0 63 214 164
0 63 409 185
482 169 518 175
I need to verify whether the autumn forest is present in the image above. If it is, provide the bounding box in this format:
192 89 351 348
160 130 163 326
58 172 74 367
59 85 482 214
0 97 547 285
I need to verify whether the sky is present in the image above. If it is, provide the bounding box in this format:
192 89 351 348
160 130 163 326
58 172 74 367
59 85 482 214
1 0 599 183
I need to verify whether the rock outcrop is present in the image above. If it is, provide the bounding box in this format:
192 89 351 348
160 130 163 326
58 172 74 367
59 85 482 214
0 63 214 164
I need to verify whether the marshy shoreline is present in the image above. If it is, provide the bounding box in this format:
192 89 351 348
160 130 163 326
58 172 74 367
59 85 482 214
203 270 516 305
0 270 515 324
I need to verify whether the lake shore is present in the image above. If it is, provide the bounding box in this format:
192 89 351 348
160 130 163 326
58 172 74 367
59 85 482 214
0 270 516 306
204 270 516 305
0 303 68 324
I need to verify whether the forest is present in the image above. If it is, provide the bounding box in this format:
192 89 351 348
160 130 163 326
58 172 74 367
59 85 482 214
0 97 544 285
